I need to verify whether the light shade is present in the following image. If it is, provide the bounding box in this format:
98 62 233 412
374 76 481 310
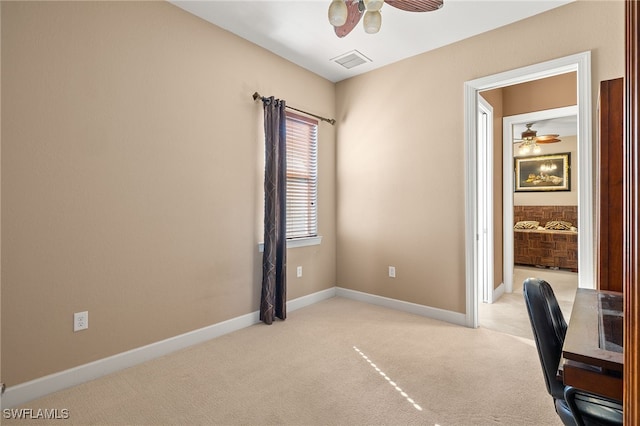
328 0 348 27
363 10 382 34
363 0 384 11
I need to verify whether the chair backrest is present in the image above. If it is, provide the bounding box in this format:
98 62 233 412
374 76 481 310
523 277 568 401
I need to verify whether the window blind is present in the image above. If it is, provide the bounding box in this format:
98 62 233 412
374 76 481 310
286 112 318 239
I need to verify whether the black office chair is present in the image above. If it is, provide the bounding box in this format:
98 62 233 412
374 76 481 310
564 386 623 426
523 278 622 426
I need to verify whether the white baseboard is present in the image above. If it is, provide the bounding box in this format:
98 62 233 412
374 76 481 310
3 287 458 408
2 287 336 409
493 282 505 302
335 287 467 326
288 287 336 311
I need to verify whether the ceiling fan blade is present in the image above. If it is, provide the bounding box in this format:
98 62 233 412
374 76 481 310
385 0 443 13
513 134 562 144
334 0 364 38
535 134 561 143
536 138 562 144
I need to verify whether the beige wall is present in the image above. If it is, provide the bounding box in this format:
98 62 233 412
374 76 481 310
503 72 577 116
335 0 624 313
1 1 336 385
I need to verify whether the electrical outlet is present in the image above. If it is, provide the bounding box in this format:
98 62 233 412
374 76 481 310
74 311 88 332
297 266 303 278
389 266 396 278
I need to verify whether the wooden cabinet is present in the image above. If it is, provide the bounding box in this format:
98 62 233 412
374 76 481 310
597 78 624 292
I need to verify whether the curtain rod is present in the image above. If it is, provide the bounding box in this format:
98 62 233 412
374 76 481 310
252 92 336 125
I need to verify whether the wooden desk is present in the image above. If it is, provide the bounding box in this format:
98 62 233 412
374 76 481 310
561 289 623 401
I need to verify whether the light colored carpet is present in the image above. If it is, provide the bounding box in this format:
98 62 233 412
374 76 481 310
5 296 563 425
479 266 578 340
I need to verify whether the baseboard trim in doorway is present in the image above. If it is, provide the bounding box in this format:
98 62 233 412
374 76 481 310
493 282 505 302
1 287 337 409
335 287 466 326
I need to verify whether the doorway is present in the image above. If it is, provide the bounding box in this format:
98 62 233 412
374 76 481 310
503 106 578 293
480 107 579 338
464 51 594 328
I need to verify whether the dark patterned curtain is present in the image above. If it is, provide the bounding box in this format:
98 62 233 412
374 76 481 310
260 97 287 325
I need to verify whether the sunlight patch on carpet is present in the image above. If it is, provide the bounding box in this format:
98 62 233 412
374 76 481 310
353 346 423 412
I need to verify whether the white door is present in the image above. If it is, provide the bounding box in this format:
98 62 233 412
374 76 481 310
477 96 494 304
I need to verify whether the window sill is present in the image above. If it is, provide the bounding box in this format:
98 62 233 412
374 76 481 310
258 236 322 252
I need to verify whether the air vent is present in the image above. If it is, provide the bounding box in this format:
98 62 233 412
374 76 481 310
331 50 372 69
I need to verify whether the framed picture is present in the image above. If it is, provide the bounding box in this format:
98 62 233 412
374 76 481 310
515 153 570 192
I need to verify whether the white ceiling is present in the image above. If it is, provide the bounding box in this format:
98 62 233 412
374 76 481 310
170 0 574 83
513 115 577 141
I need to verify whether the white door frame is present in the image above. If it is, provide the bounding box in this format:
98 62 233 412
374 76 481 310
502 105 579 294
464 51 593 328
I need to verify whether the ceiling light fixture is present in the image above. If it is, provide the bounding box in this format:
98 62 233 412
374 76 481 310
517 123 561 156
328 0 443 38
518 124 542 155
363 9 382 34
328 0 348 26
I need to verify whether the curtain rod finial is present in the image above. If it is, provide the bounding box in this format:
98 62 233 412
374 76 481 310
252 92 261 101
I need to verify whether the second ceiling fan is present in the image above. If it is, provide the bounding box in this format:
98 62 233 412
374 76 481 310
515 123 561 155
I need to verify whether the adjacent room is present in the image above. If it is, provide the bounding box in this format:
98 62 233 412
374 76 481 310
1 0 633 424
478 74 580 339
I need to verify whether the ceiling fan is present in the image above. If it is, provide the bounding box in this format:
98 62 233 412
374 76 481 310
515 123 561 155
328 0 444 37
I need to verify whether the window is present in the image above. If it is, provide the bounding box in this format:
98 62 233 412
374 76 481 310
285 112 318 240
